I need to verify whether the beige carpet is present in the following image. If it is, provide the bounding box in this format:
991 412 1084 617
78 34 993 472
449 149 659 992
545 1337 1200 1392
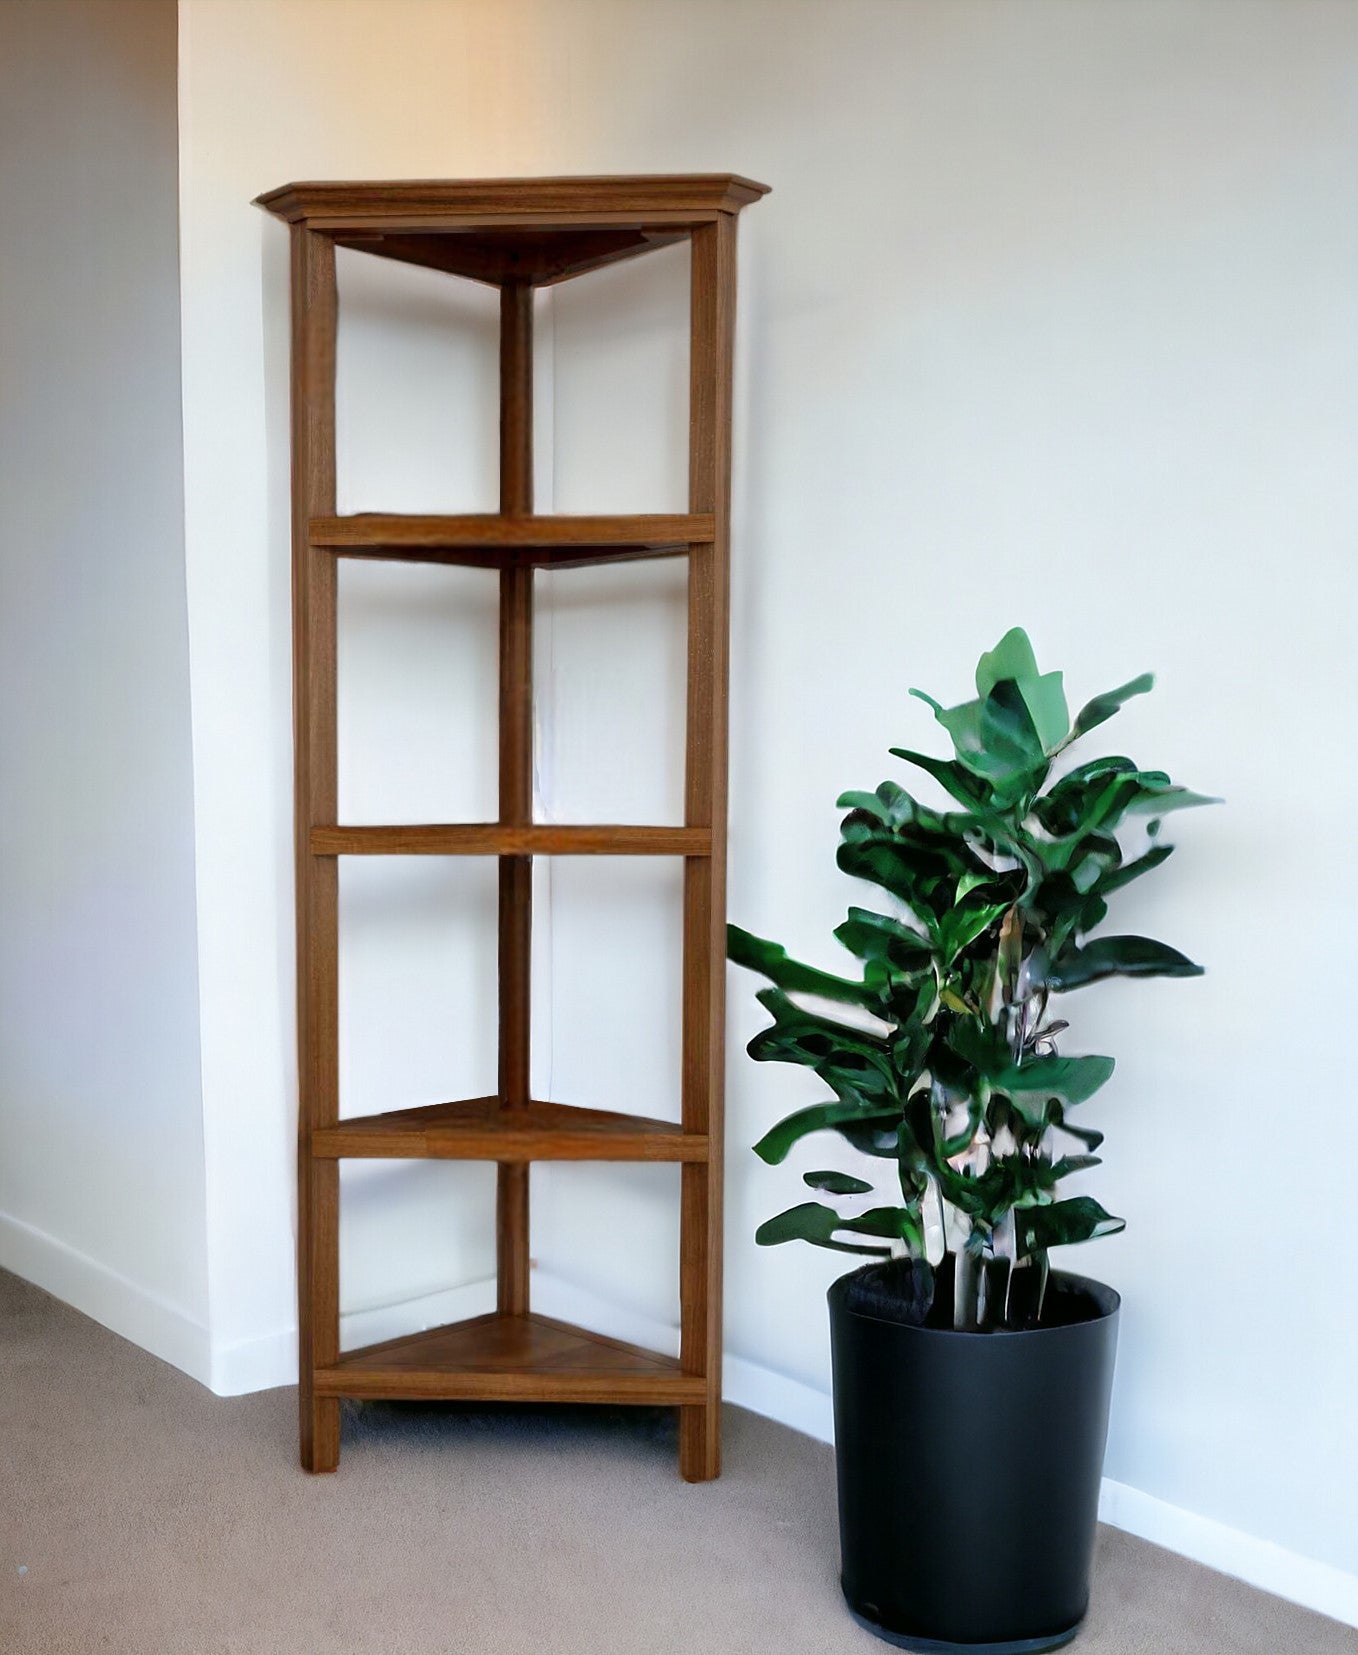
1 1271 1351 1655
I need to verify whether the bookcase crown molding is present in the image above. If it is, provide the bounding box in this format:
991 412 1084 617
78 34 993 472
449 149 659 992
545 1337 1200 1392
256 173 769 289
256 172 770 222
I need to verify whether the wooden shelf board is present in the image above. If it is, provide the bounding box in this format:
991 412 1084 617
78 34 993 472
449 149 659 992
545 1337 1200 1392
331 226 689 288
311 824 711 857
331 543 690 571
316 1311 701 1404
254 174 771 228
313 1097 705 1162
311 513 713 552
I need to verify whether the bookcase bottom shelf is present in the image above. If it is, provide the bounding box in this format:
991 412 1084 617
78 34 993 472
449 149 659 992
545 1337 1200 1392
316 1311 704 1404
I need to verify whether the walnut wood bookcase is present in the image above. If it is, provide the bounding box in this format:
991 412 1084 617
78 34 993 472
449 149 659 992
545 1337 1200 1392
255 175 768 1481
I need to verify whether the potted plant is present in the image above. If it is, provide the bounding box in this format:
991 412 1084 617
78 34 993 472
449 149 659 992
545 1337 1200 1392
729 628 1212 1654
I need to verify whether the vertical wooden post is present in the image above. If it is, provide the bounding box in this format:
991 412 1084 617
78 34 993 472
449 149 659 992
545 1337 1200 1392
497 281 534 1317
679 215 737 1482
292 225 341 1472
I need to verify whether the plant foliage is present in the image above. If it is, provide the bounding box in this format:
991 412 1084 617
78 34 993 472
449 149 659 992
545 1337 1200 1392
730 629 1213 1331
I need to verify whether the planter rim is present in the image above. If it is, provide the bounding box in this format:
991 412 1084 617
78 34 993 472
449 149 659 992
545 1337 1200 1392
828 1267 1120 1343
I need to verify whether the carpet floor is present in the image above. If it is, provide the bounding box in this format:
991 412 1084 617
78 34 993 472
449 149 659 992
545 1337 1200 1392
1 1269 1351 1655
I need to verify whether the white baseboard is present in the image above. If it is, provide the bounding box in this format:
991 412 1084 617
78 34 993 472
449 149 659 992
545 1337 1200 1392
10 1238 1353 1631
1097 1478 1358 1631
0 1209 211 1386
207 1274 500 1396
208 1321 295 1396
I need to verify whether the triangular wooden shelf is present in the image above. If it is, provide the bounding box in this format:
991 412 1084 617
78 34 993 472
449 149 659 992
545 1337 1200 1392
318 1312 700 1404
313 1098 706 1162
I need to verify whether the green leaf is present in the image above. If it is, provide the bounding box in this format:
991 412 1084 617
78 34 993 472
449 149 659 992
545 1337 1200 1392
833 907 931 962
1094 843 1173 896
803 1169 873 1195
727 925 877 1007
918 688 1046 794
979 680 1047 777
888 747 988 810
1070 673 1155 740
976 629 1070 755
836 781 919 830
1050 1154 1102 1178
975 627 1040 696
1019 1196 1125 1252
755 1202 892 1257
836 832 969 921
1020 672 1070 754
753 1100 901 1165
746 987 896 1110
838 1205 924 1251
938 897 1011 964
839 1112 913 1159
1123 784 1220 817
1048 934 1204 991
992 1053 1115 1126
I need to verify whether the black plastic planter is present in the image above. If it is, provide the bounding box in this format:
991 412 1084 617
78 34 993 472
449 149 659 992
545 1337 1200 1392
828 1269 1120 1654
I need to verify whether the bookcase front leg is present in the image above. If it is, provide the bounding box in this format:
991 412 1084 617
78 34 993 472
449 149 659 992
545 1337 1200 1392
679 216 737 1482
291 225 341 1470
299 1160 340 1473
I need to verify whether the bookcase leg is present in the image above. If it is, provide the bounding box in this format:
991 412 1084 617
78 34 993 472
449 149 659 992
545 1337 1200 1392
677 217 736 1486
679 1402 721 1483
301 1395 340 1474
497 281 535 1316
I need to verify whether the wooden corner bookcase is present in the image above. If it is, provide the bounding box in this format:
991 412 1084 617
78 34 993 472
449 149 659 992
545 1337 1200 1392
255 175 768 1481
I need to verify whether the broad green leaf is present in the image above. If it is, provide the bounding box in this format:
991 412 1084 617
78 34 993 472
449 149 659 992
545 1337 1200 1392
803 1169 873 1195
1020 672 1070 754
956 868 1000 900
839 1113 911 1159
888 747 987 810
833 907 932 973
976 632 1070 754
1048 934 1204 992
944 1016 1012 1077
975 626 1040 697
992 1053 1115 1126
1070 673 1155 740
753 1099 901 1165
1050 1154 1102 1178
1123 784 1221 817
755 1201 892 1256
727 924 877 1007
747 987 895 1103
836 780 918 830
839 1205 925 1252
919 690 1046 795
837 834 963 920
1094 843 1173 897
979 680 1047 777
939 897 1011 964
1019 1196 1125 1252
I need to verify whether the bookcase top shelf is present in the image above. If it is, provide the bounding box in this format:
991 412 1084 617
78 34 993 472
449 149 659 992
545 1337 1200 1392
253 174 770 286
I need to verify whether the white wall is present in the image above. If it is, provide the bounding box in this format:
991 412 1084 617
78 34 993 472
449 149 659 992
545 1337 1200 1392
0 0 209 1375
176 0 1357 1610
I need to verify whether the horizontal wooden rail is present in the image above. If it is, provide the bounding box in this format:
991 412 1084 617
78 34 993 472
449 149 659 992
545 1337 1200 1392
311 824 711 856
310 513 714 549
313 1098 707 1162
314 1366 707 1404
